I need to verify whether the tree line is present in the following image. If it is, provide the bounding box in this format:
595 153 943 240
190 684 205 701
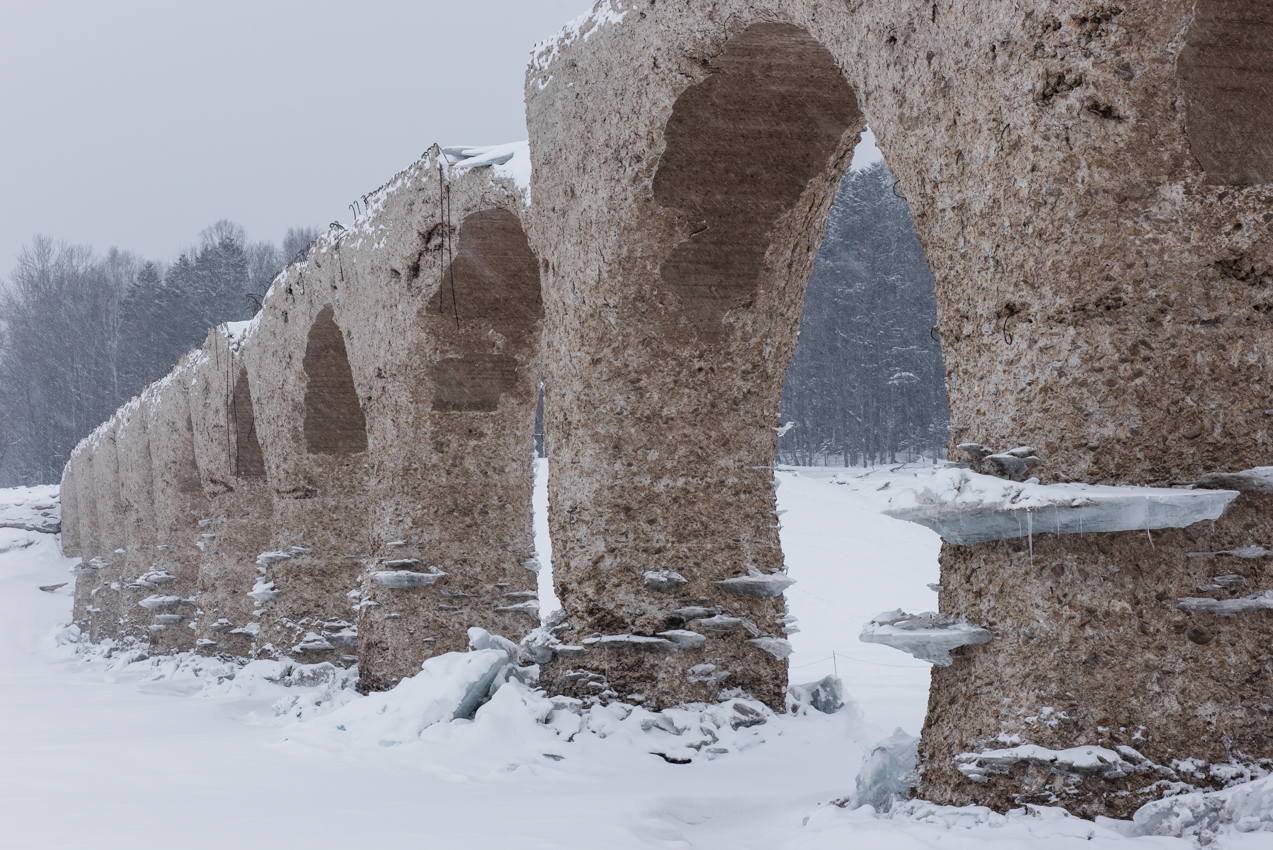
0 222 318 486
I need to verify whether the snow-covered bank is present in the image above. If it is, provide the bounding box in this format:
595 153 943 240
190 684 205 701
0 467 1265 848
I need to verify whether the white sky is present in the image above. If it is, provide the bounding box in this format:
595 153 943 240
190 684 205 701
0 2 886 274
0 1 589 270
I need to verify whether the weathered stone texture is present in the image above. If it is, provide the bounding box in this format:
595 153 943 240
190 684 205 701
188 328 272 658
145 356 209 653
58 0 1273 819
115 393 159 642
525 8 872 712
524 0 1272 813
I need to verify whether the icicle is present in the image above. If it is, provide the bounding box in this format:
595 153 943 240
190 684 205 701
1146 528 1154 550
1027 510 1033 564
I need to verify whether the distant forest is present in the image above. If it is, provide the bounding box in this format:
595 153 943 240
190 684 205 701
777 162 949 466
0 223 319 486
0 160 948 486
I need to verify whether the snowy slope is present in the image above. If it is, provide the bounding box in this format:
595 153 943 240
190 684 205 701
0 467 1262 848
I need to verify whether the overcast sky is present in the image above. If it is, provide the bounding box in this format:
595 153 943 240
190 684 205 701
0 1 591 270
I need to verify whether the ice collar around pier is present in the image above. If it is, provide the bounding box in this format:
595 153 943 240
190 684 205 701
822 465 1238 545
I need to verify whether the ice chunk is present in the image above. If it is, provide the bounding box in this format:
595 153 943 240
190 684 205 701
137 595 193 610
1178 590 1273 616
982 447 1042 481
955 442 995 462
716 573 796 597
255 551 292 565
195 638 217 647
229 622 260 637
247 580 280 605
293 633 334 653
674 606 715 619
1191 465 1273 493
326 627 358 647
1130 773 1273 839
686 663 729 686
876 466 1237 545
370 568 446 589
746 636 793 659
696 615 743 632
306 646 516 746
860 609 991 665
955 743 1146 783
581 634 677 652
154 614 185 624
128 569 176 588
1188 546 1271 560
643 570 687 591
208 618 234 632
494 599 540 619
656 629 706 649
850 729 919 811
787 675 845 715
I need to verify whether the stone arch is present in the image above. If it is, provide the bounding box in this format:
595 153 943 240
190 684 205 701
1179 0 1273 184
303 304 368 454
427 208 542 412
530 19 865 712
652 22 861 334
232 366 266 478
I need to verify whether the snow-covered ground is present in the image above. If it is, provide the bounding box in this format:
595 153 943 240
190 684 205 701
0 465 1265 848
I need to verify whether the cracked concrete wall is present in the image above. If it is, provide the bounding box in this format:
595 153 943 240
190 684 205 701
526 0 1272 817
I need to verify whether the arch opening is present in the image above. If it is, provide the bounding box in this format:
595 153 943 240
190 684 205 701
1179 0 1273 184
427 208 542 412
232 366 266 477
303 304 368 454
652 22 861 334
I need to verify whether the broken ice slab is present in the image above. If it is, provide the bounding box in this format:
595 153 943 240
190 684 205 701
696 615 744 632
954 743 1148 783
746 636 793 659
293 632 334 653
1187 546 1271 560
137 595 194 610
860 609 991 666
1190 465 1273 493
657 629 706 648
644 570 688 591
1178 590 1273 616
154 614 185 624
982 447 1042 482
787 675 845 715
195 638 217 647
370 568 446 589
255 551 292 566
875 467 1237 545
494 599 540 619
581 634 677 652
381 558 421 569
128 569 177 588
247 580 280 605
716 573 796 597
229 622 260 637
326 628 359 647
208 618 234 631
